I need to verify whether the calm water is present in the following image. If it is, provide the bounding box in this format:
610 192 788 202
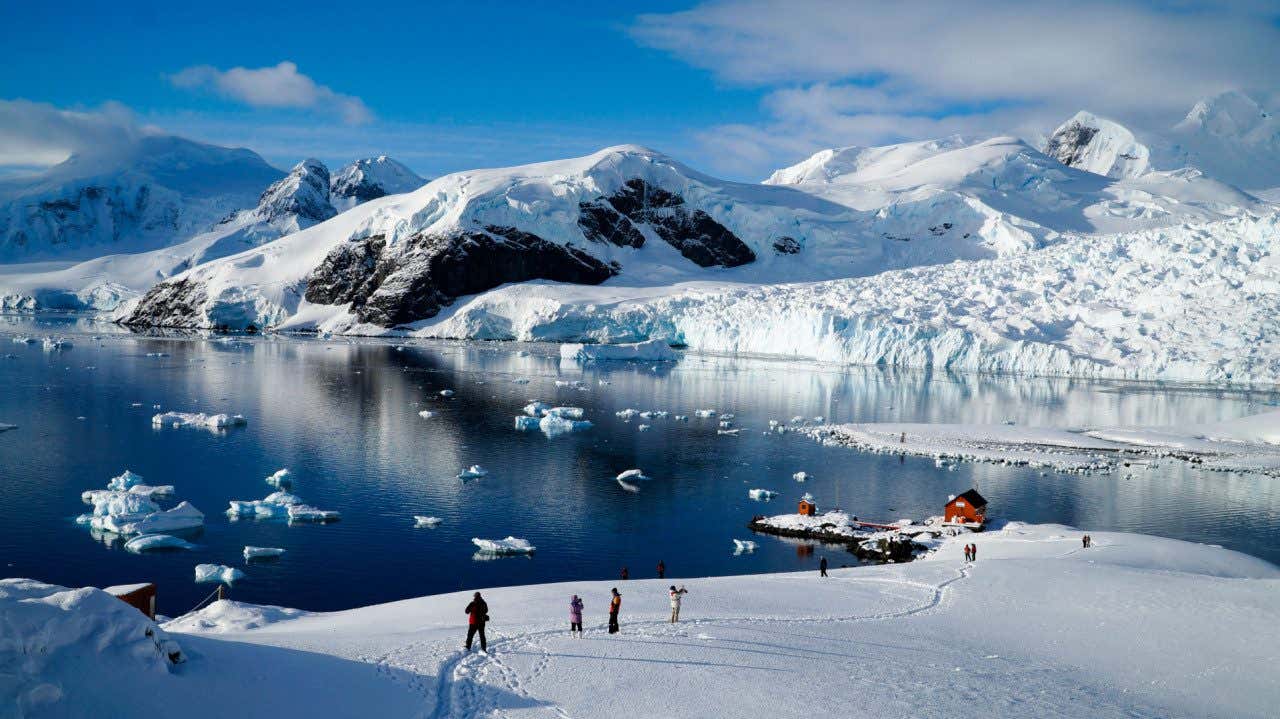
2 314 1278 616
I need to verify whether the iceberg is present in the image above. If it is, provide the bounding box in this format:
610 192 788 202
152 411 247 430
439 389 455 397
265 468 291 488
514 415 541 431
696 409 717 418
413 516 442 527
418 410 435 419
732 539 758 553
243 546 286 560
793 472 809 482
41 337 72 351
227 491 300 519
616 469 650 482
523 401 552 417
124 534 195 553
616 408 641 420
106 469 146 491
748 489 778 501
457 465 488 480
560 339 678 363
471 536 536 554
110 502 204 535
638 424 651 431
195 564 245 584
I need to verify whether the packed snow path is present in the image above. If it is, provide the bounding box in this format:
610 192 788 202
126 523 1280 719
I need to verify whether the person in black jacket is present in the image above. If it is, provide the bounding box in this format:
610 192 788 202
819 556 828 577
465 592 488 652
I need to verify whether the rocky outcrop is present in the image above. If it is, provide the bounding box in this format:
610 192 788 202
256 159 336 225
772 236 801 254
118 279 211 329
585 179 755 267
304 225 618 327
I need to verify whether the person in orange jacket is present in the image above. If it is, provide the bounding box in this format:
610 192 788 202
608 588 622 634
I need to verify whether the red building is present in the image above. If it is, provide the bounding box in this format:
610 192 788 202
944 489 987 525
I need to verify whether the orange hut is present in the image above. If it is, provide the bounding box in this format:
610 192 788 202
798 493 817 516
945 489 987 525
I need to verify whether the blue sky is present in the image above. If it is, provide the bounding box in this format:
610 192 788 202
2 0 1278 180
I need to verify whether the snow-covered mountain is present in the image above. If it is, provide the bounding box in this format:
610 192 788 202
1043 91 1280 194
329 156 426 212
0 135 283 263
0 156 422 311
117 139 1270 346
0 159 335 311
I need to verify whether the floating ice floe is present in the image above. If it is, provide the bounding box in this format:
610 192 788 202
413 516 442 527
538 414 593 437
418 410 436 419
748 489 778 501
616 469 650 482
125 534 195 553
10 336 36 344
152 411 247 430
638 424 651 432
0 423 16 432
719 420 733 429
793 471 809 482
458 465 488 480
695 409 717 418
243 546 285 560
439 389 455 397
286 505 340 522
195 564 245 584
472 536 536 554
227 491 302 519
42 337 72 351
511 377 530 384
111 502 205 535
560 339 678 363
674 415 688 422
616 408 640 420
732 539 758 553
145 352 170 358
717 429 741 436
265 468 291 488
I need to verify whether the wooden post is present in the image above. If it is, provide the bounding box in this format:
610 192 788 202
217 585 224 601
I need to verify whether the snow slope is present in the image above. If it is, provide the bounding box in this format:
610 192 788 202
6 524 1278 718
0 135 283 262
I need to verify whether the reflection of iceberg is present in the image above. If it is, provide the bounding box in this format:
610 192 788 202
472 536 536 555
616 479 641 493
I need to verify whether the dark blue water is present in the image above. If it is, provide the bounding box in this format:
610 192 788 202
2 314 1278 616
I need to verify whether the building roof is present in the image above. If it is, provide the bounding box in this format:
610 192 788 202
950 489 987 507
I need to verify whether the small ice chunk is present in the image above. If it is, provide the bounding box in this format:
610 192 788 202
546 407 584 419
748 489 777 501
152 411 247 430
793 471 809 482
195 564 245 584
125 534 195 553
523 401 552 417
514 415 541 431
512 378 530 384
790 416 805 424
286 505 340 522
538 414 593 437
265 469 291 488
414 516 443 527
616 408 640 420
616 469 649 482
418 410 436 419
717 429 741 435
439 389 455 397
637 424 651 432
718 420 733 429
732 539 758 553
458 465 488 480
42 337 72 351
243 546 286 560
0 423 15 432
146 352 170 358
721 414 736 420
472 536 536 554
813 416 824 423
695 409 717 418
674 415 688 422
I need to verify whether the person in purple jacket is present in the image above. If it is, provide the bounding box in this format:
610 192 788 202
569 595 584 638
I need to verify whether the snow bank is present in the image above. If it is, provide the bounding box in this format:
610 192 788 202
471 536 536 554
560 339 678 363
194 564 245 584
152 411 247 430
162 599 311 633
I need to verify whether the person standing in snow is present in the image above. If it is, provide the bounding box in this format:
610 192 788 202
569 595 584 637
971 543 978 561
657 560 666 579
963 544 971 562
621 566 630 581
608 588 622 634
465 592 488 652
819 556 828 577
669 585 688 623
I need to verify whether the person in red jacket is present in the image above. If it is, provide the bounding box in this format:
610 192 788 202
608 588 622 634
620 566 630 581
465 592 488 652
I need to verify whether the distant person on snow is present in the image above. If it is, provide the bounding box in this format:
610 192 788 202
971 543 978 561
819 556 828 577
963 544 971 562
569 595 584 637
621 567 630 581
657 560 666 579
465 592 488 652
669 585 688 623
608 588 622 634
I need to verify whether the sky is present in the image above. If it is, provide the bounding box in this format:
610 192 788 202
1 0 1278 181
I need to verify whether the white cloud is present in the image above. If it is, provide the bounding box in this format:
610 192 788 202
170 61 372 125
632 0 1280 176
0 99 148 167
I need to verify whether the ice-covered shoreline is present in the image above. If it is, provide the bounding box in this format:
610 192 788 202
5 522 1279 718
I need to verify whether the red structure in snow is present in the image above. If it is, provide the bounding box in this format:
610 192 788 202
944 489 987 525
